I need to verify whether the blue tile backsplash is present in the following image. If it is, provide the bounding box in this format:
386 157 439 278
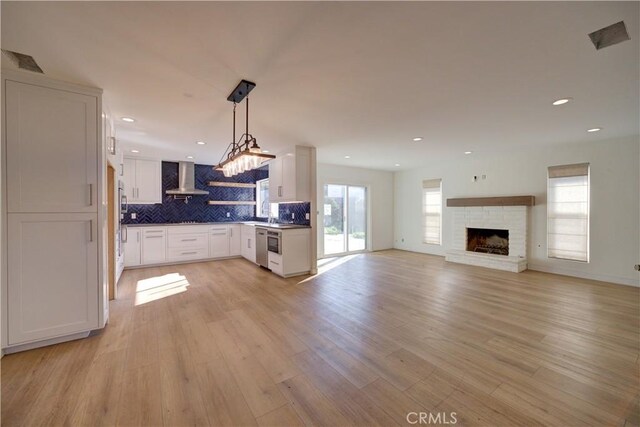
122 161 310 226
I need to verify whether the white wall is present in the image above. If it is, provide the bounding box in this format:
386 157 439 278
317 164 394 256
394 136 640 286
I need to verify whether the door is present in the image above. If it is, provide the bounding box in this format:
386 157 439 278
123 158 136 199
142 228 166 264
209 227 230 258
107 165 115 300
323 184 367 256
5 80 97 213
124 228 141 267
268 158 283 202
7 213 99 344
229 225 241 256
135 159 161 203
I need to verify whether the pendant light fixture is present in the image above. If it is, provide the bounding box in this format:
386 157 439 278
215 80 275 177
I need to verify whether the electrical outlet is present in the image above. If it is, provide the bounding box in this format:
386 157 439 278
226 212 230 218
131 213 137 220
291 213 295 219
305 213 310 220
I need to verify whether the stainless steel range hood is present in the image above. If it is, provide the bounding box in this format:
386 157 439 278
166 162 209 196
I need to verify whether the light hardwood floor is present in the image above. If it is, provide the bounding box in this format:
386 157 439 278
2 250 639 426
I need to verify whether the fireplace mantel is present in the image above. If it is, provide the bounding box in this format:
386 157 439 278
446 195 535 207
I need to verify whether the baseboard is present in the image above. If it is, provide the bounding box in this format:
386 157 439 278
3 331 90 355
528 263 639 287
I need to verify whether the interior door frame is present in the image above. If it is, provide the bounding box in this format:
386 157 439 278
319 183 371 259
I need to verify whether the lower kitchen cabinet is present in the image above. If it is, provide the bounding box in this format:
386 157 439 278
209 226 230 258
240 225 256 264
6 213 99 345
124 227 141 267
229 224 241 256
269 228 311 277
141 227 166 264
124 223 248 268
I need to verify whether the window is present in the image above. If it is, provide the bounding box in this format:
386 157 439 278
547 163 590 262
422 179 442 245
256 178 269 217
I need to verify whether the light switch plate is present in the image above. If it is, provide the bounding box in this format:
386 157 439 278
226 212 230 217
305 213 310 220
131 213 137 219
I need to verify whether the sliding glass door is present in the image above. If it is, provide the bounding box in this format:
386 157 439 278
323 184 367 256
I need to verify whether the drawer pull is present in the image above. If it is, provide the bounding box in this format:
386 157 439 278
181 238 197 242
181 251 198 255
145 236 163 239
270 260 280 266
146 230 164 234
212 232 226 236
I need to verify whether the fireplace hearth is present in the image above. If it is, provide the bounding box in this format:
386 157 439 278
466 228 509 256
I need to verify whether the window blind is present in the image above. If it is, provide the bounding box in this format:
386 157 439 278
547 163 589 262
422 179 442 245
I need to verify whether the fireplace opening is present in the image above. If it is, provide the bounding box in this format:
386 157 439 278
466 228 509 256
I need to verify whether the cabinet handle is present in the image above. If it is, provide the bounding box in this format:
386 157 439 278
181 251 197 255
146 230 164 233
146 235 163 239
137 231 139 243
212 232 226 236
230 228 233 237
89 220 94 242
122 195 128 213
270 260 280 266
181 238 197 242
88 184 93 206
123 227 128 243
278 186 282 197
248 240 251 249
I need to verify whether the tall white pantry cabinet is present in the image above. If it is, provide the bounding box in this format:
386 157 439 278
2 69 108 353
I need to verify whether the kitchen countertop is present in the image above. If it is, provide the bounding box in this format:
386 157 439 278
124 221 311 230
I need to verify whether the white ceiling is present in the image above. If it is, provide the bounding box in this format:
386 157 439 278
2 1 638 170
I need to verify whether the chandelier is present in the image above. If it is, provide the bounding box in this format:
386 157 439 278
215 80 275 177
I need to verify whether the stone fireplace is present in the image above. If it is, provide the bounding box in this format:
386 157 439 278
445 196 533 273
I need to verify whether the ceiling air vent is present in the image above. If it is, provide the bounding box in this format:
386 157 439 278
588 21 630 50
1 50 44 73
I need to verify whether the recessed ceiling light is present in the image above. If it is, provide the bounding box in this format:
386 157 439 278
395 163 400 167
344 155 351 159
195 141 206 145
587 127 602 132
121 117 135 122
263 150 269 153
186 155 194 159
552 98 572 106
464 151 472 155
130 149 139 153
412 137 423 142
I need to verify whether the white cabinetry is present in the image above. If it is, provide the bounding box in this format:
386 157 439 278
229 225 241 256
209 226 230 258
5 81 98 214
167 226 209 262
142 227 166 264
241 225 256 263
268 146 312 203
269 228 311 277
2 70 105 350
124 227 141 267
7 214 99 344
123 157 161 204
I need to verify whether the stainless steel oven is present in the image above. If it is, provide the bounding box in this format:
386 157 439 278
267 230 281 254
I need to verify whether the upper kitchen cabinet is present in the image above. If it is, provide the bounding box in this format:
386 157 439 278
268 145 313 203
5 78 98 213
122 157 161 204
